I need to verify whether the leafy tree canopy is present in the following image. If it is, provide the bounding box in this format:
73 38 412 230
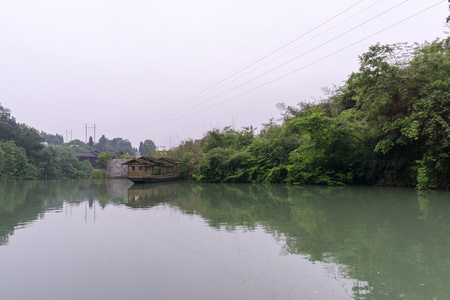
94 135 135 155
171 38 450 189
139 139 156 156
0 104 92 180
44 133 64 146
96 152 113 169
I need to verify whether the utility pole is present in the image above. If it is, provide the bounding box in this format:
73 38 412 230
84 124 97 143
65 129 73 143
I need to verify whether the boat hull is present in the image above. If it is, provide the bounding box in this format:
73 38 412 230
128 175 180 184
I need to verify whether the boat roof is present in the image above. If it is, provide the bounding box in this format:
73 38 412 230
159 157 180 165
122 156 179 167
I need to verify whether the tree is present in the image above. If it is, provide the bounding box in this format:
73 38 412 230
0 140 38 180
96 152 112 169
88 136 94 147
0 104 17 141
44 133 64 145
284 110 367 185
116 152 134 159
0 104 44 164
96 135 109 151
114 139 134 155
139 139 156 156
0 104 94 180
344 39 450 188
94 136 135 155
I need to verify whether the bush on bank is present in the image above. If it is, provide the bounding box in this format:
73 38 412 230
170 39 450 189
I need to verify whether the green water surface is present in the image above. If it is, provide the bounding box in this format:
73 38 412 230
0 180 449 299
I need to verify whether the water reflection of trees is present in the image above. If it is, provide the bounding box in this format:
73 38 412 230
0 180 93 246
124 182 181 209
0 179 132 246
1 180 449 299
127 183 450 300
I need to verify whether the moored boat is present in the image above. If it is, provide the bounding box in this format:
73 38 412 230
122 157 180 183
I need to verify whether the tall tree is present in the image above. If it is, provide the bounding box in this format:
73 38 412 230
44 133 64 146
139 139 156 156
96 135 109 151
344 39 450 188
96 152 112 169
0 104 17 141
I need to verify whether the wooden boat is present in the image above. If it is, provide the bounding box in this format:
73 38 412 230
122 157 180 184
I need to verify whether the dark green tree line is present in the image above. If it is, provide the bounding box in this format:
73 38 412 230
172 38 450 189
94 135 137 155
0 104 92 180
139 139 156 156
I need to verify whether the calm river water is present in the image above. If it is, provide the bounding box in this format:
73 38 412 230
0 180 449 300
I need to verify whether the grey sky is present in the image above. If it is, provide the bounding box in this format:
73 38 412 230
0 0 447 149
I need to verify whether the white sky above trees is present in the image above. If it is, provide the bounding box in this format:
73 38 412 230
0 0 447 149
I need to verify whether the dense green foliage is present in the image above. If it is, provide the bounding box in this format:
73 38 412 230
66 139 95 152
0 104 92 180
39 147 93 179
94 135 136 155
44 133 64 145
96 152 113 169
91 169 107 179
139 139 157 156
173 39 450 189
0 104 149 180
0 140 38 180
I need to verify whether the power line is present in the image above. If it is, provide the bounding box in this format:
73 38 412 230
102 1 318 132
102 0 365 132
153 0 366 112
154 0 385 112
199 0 385 95
107 0 411 131
121 0 445 130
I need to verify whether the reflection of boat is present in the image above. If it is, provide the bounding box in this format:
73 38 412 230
125 182 181 208
122 157 180 183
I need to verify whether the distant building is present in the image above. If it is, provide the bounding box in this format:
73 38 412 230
73 150 124 167
72 151 101 167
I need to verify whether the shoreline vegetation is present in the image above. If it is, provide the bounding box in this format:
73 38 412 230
169 38 450 190
1 38 449 189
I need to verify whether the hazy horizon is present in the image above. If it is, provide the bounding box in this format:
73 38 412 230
1 0 447 149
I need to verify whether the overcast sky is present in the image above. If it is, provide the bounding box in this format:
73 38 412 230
0 0 448 149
